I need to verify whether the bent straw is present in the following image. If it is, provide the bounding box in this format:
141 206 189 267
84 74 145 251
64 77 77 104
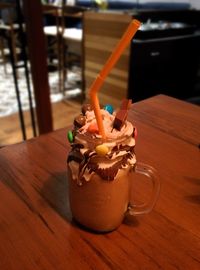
89 19 141 139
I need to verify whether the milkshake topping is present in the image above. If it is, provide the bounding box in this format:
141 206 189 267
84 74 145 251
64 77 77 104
67 100 137 185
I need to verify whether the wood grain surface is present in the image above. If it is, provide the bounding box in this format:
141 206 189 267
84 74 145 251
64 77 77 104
0 95 200 270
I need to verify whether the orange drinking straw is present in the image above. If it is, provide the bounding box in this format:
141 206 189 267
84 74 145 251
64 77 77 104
89 19 141 139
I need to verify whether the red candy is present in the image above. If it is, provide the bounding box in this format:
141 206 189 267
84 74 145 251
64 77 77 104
87 123 99 134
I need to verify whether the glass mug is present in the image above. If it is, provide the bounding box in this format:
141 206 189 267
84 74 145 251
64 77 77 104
67 132 160 233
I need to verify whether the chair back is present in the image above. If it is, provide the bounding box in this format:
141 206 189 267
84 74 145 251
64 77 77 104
62 5 88 14
59 4 88 98
60 4 88 34
42 4 60 32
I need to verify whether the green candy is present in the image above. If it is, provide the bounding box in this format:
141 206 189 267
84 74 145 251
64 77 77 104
67 131 74 143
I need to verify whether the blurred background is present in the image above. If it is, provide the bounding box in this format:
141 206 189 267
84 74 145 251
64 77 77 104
0 0 199 145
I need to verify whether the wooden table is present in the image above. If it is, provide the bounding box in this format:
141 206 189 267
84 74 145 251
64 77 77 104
0 95 200 270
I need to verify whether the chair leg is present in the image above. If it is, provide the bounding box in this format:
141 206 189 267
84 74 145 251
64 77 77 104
0 36 8 74
59 38 68 95
80 44 85 103
62 42 68 95
63 64 67 94
57 34 61 93
57 34 65 94
10 27 18 78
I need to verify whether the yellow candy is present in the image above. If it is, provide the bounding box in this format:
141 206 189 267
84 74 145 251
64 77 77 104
95 144 109 156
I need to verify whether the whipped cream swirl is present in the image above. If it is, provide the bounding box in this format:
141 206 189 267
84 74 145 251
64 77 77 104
67 109 136 185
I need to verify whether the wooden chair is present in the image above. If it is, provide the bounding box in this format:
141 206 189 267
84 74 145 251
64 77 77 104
0 2 19 75
60 4 88 101
42 4 63 92
0 35 7 73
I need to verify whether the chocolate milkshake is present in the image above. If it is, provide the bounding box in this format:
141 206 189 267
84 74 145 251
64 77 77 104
67 101 137 232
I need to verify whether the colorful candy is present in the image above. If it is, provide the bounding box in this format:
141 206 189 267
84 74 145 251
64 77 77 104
67 130 74 143
87 123 99 134
104 104 114 114
95 144 109 156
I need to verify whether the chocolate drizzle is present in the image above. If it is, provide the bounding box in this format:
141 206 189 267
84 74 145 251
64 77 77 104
68 142 135 184
87 153 134 181
108 144 135 158
67 144 84 163
79 150 96 177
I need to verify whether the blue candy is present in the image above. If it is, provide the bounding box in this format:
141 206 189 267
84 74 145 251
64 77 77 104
104 104 114 114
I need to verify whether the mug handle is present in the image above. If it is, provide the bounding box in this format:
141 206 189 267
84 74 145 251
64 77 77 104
128 162 160 215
